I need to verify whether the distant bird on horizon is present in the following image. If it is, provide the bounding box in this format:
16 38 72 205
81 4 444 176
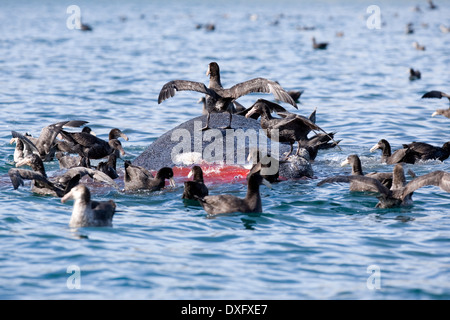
409 68 421 81
413 41 425 51
405 23 414 34
427 0 437 10
440 24 450 33
312 37 328 50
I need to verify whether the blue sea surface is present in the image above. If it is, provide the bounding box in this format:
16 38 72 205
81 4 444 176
0 0 450 300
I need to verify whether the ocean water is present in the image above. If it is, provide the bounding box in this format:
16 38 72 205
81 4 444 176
1 0 450 300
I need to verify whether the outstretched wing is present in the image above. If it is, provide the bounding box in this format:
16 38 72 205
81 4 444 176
59 129 106 147
158 80 215 103
422 91 450 100
401 171 450 199
226 78 298 109
55 167 119 190
63 120 89 128
11 131 39 155
271 114 320 131
8 168 50 189
318 175 391 195
36 121 89 155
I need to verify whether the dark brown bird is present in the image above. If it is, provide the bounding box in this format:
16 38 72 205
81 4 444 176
124 161 175 192
96 151 120 179
182 166 209 200
312 37 328 49
422 91 450 118
158 62 298 131
196 164 271 215
8 154 80 197
11 120 88 161
8 154 118 196
409 68 421 81
340 154 394 189
245 99 332 158
318 164 450 208
59 128 127 160
370 139 419 164
401 141 450 162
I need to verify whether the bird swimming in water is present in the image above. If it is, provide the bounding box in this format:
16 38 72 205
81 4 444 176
59 128 128 161
409 68 421 81
427 0 437 10
340 154 394 189
370 139 419 164
405 23 414 34
440 24 450 33
312 37 328 50
196 164 272 215
158 61 298 131
401 141 450 162
123 161 176 192
61 184 116 228
318 164 450 208
11 120 88 162
8 154 119 197
9 154 80 197
421 90 450 118
431 109 450 119
412 41 425 51
182 166 209 200
96 151 120 179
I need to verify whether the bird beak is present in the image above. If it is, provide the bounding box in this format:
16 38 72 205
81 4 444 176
431 111 438 117
90 130 97 136
262 178 272 189
369 143 380 152
120 133 129 141
340 159 350 167
187 170 193 178
9 137 17 145
61 190 74 203
206 64 210 76
245 108 257 119
169 177 176 187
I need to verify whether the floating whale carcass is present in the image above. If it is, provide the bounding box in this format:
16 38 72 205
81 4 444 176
132 113 314 181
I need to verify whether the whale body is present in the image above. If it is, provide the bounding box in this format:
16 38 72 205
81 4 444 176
133 113 313 179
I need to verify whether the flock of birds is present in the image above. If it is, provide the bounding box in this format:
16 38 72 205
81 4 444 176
7 59 450 229
6 0 450 228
